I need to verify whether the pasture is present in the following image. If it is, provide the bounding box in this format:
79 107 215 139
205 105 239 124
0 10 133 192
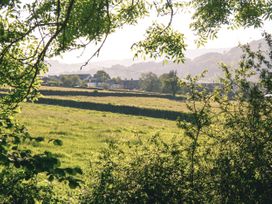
18 87 186 169
15 86 188 199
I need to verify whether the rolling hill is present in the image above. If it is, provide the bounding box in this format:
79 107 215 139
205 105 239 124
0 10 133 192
46 38 267 82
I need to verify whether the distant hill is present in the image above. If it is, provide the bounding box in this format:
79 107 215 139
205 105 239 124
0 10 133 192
46 39 267 82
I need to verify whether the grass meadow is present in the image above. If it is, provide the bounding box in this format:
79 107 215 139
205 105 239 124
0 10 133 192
44 95 188 112
17 96 184 200
18 102 181 169
39 86 187 111
15 87 212 200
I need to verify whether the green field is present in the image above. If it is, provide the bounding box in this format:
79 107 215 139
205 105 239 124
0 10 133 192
15 87 188 199
18 95 182 169
38 86 187 111
44 95 188 112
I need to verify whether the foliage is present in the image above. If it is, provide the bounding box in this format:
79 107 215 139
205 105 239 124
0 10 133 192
93 70 111 83
159 70 180 97
209 33 272 203
139 72 161 92
0 167 59 203
178 32 272 203
111 76 122 84
60 75 82 87
80 34 272 203
80 135 192 203
0 2 84 199
132 23 186 63
0 117 83 201
190 0 272 45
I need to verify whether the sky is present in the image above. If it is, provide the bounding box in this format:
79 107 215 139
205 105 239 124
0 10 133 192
54 9 272 64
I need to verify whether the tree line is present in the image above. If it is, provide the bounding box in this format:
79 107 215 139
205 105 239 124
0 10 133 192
43 71 116 87
139 70 179 96
43 70 181 97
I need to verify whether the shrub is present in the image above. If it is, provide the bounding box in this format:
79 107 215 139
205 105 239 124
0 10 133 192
80 136 198 203
80 33 272 203
179 32 272 203
0 167 59 203
0 118 83 202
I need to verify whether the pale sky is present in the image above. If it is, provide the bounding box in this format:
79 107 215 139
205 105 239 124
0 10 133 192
55 10 272 64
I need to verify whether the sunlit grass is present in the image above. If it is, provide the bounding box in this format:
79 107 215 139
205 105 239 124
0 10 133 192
43 95 189 112
18 103 181 169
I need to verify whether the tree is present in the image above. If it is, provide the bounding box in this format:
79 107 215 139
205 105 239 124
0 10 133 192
1 0 271 116
139 72 161 92
159 70 179 97
93 70 111 83
190 1 272 45
60 74 82 87
178 33 272 203
112 76 122 84
81 33 272 204
43 75 62 86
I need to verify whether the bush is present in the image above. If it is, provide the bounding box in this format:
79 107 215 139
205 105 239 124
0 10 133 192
0 167 59 203
80 136 198 203
0 118 83 203
81 33 272 203
179 32 272 203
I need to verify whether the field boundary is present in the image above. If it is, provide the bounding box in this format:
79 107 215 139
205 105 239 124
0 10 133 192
38 90 185 100
35 98 192 122
0 92 191 121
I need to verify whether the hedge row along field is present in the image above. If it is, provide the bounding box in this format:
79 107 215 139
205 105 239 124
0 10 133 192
35 97 192 121
0 87 186 100
39 89 186 100
0 88 190 121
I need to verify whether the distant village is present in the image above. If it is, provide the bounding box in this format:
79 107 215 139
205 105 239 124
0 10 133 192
42 70 226 97
87 77 139 90
42 71 140 90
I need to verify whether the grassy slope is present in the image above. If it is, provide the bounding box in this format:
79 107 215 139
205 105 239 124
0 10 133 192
17 88 185 199
19 103 181 169
39 86 189 112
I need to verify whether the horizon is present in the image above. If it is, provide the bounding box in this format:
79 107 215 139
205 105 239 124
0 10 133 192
52 12 272 65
